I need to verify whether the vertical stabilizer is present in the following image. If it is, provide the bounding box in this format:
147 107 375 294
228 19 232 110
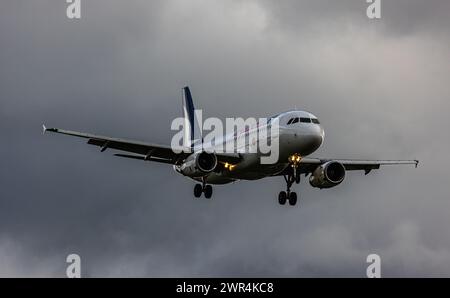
182 86 201 148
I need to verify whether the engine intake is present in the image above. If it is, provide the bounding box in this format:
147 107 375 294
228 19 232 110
196 152 217 173
309 161 346 189
176 152 218 177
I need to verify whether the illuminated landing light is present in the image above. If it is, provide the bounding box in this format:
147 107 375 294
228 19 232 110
289 154 302 166
224 162 236 171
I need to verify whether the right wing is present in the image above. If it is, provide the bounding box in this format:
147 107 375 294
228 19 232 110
43 125 242 165
43 125 190 164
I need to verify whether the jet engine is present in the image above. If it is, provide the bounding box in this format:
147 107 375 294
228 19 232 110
309 161 346 189
177 151 218 177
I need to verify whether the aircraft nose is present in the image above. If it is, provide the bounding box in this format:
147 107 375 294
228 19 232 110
310 125 324 150
319 126 325 143
311 131 324 149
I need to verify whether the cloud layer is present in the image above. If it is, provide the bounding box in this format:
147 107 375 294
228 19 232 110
0 0 449 277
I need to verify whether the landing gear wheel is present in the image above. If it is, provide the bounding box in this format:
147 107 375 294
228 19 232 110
288 192 297 206
281 173 299 206
204 185 213 199
278 191 287 205
194 184 203 198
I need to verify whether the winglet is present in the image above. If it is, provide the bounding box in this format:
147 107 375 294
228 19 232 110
415 160 419 168
42 125 58 135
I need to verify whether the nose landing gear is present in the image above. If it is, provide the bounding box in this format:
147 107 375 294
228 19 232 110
289 154 302 184
278 190 297 206
279 174 299 206
279 155 302 206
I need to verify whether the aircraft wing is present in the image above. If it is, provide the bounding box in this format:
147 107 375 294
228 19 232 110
43 125 242 165
43 125 192 164
295 157 418 175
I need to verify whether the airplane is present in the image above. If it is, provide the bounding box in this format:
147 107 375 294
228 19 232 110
43 86 418 206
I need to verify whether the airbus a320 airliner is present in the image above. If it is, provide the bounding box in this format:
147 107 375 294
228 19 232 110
44 86 418 206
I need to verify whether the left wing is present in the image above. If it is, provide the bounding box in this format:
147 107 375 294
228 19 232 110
296 157 418 175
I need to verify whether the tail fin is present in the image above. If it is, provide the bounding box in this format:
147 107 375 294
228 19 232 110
182 86 201 148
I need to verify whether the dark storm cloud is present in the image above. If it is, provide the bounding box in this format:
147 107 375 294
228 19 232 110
0 0 449 277
260 0 450 37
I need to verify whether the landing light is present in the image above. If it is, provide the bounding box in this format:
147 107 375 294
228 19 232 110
289 154 302 163
224 162 236 170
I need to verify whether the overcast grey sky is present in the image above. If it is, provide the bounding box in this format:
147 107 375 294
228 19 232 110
0 0 449 277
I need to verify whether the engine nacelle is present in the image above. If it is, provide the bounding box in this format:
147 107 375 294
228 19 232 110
309 161 346 189
176 152 218 177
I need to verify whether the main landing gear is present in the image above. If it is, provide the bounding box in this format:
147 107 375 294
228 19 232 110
279 156 302 206
194 181 213 199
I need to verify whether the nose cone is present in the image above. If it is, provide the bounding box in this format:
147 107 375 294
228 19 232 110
303 125 324 154
308 131 324 151
318 125 325 146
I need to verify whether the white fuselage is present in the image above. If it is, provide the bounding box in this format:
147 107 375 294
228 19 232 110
181 110 325 184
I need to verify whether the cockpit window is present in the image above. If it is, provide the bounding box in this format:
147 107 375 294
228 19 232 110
286 116 320 125
300 117 311 123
